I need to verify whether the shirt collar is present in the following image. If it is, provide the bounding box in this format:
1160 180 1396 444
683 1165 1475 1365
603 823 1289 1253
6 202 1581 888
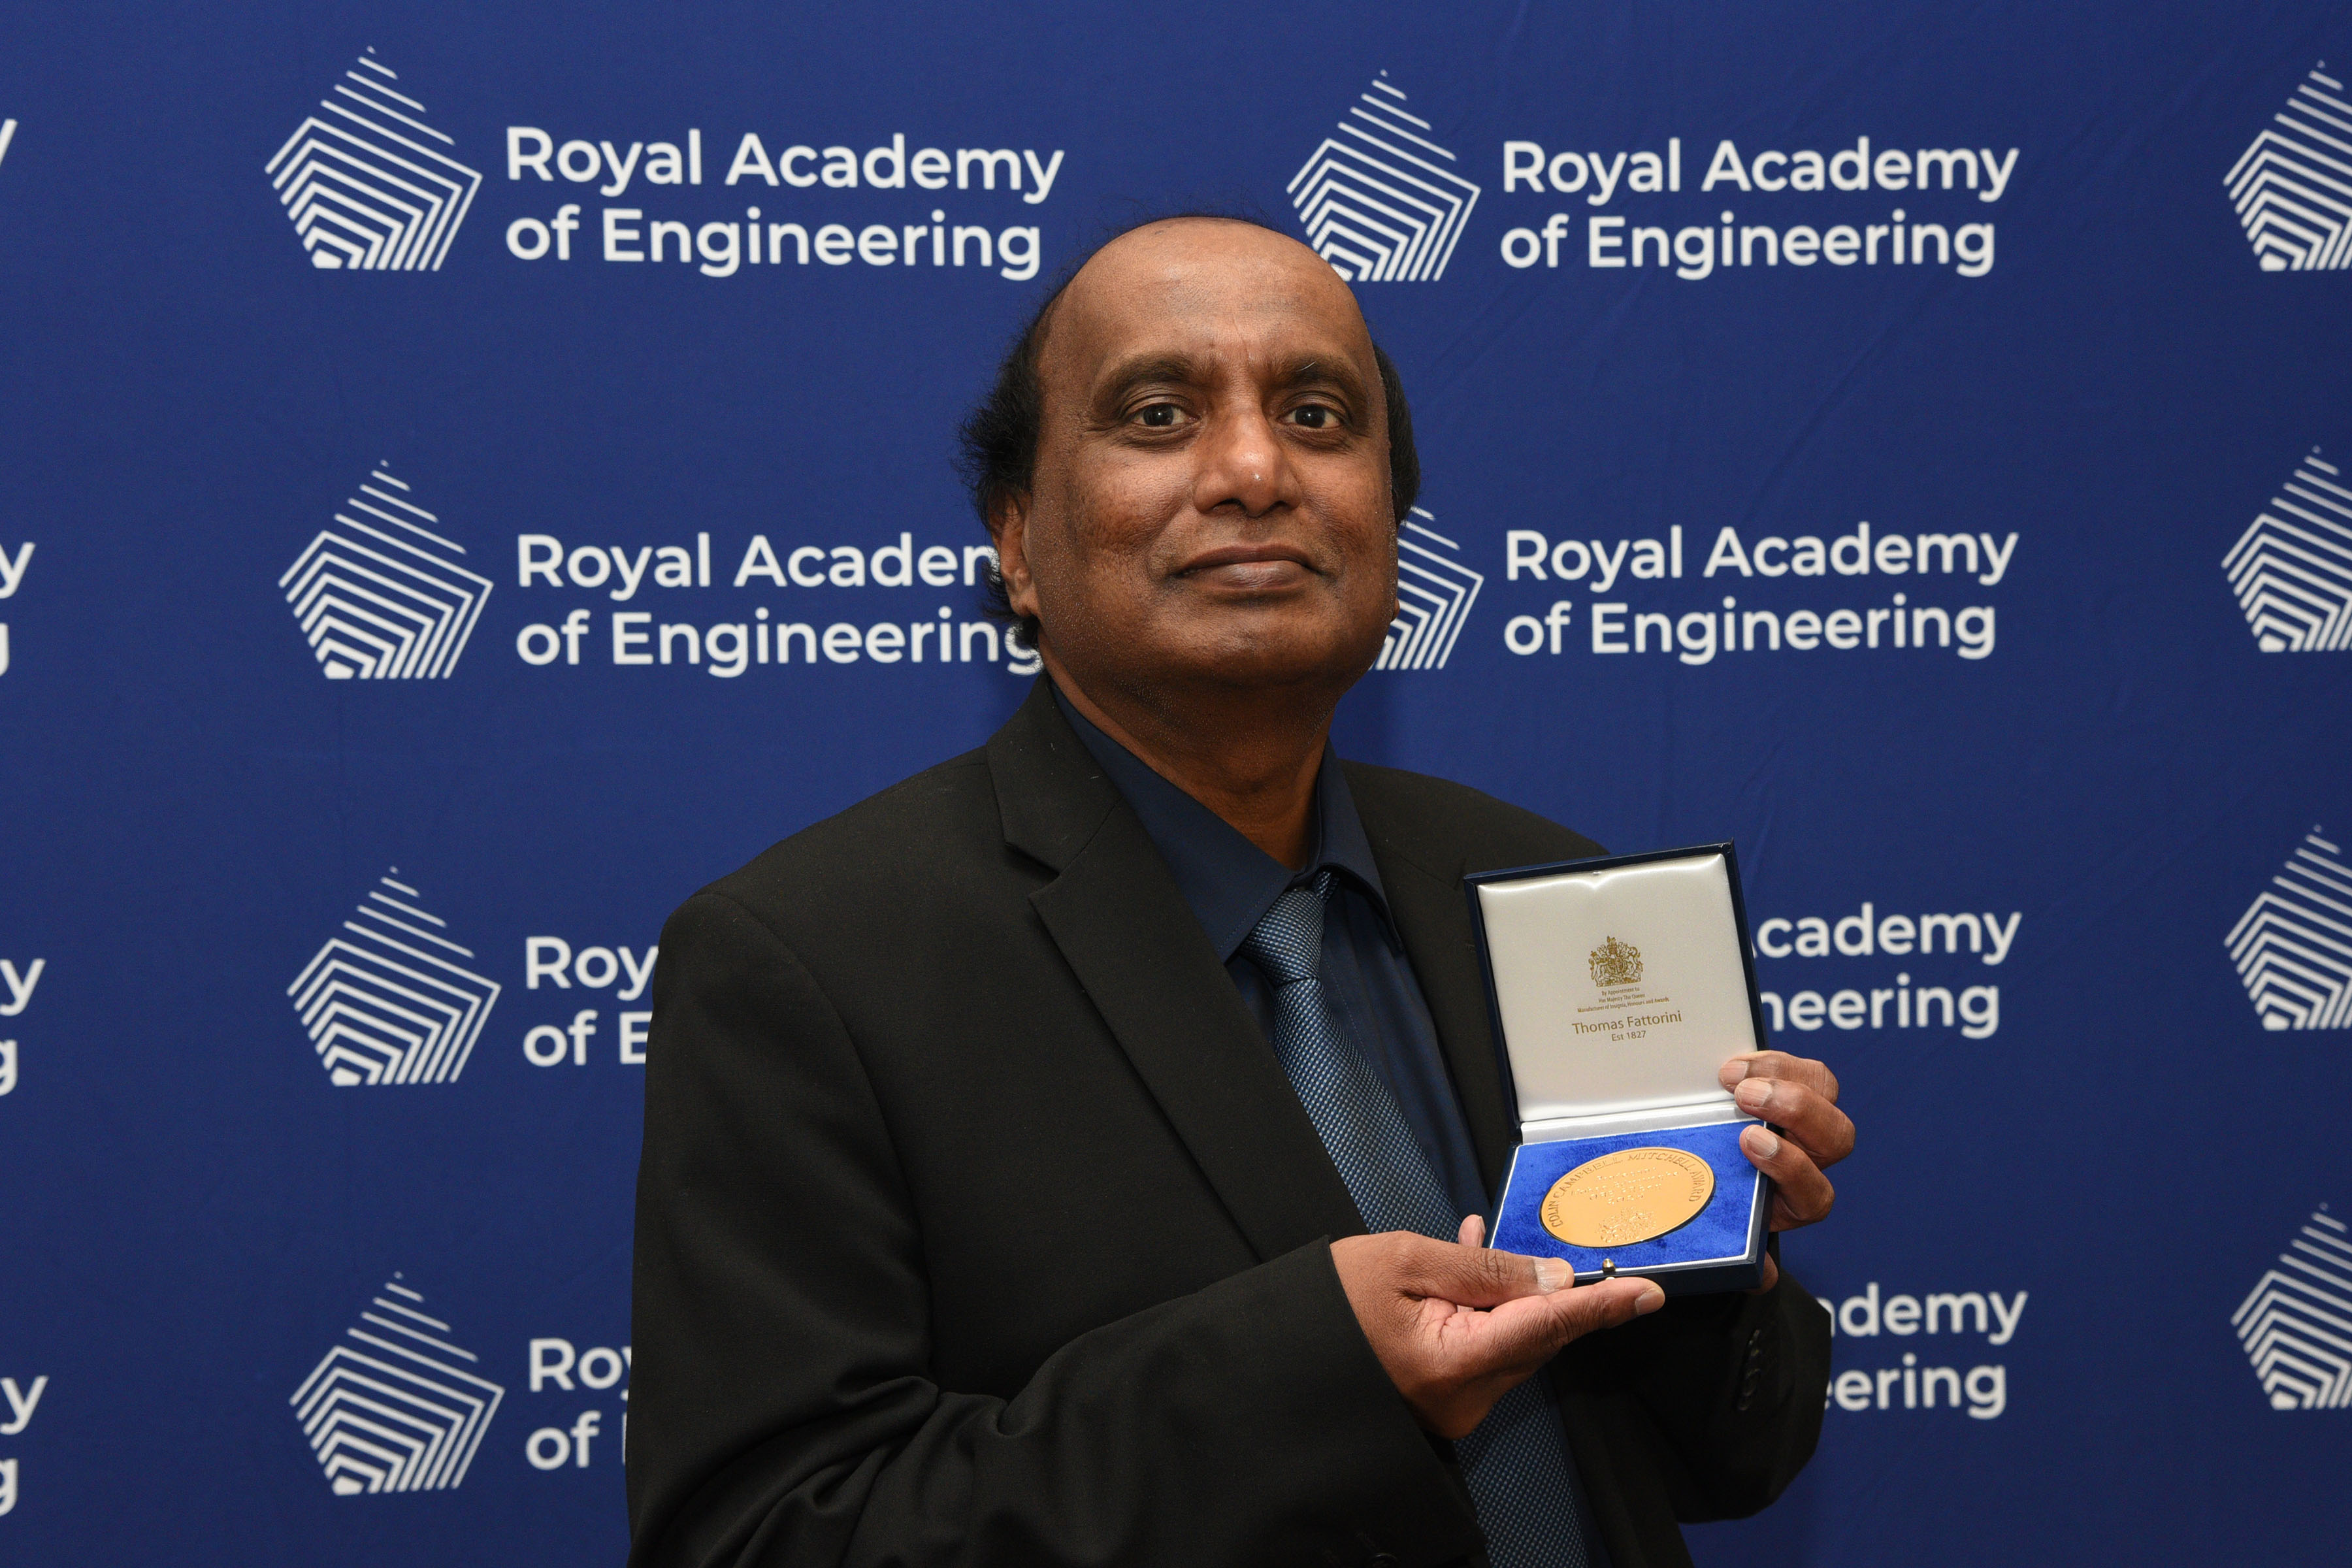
1053 683 1397 962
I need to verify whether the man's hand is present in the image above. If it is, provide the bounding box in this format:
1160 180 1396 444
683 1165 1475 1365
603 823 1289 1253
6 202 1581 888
1330 1217 1663 1439
1719 1051 1855 1291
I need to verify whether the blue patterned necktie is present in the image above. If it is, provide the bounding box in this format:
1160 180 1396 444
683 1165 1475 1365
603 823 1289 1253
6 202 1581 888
1242 875 1593 1568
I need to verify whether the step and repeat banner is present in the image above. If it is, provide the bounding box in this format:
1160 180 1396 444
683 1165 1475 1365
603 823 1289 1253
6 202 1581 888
1 2 2346 1563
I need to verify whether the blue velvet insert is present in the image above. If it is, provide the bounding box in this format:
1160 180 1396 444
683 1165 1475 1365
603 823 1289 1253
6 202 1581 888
1487 1120 1763 1276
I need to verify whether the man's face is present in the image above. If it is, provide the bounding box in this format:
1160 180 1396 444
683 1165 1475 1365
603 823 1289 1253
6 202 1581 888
996 220 1399 706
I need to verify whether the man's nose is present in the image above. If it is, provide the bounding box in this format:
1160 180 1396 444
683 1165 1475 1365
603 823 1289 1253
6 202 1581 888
1191 406 1298 519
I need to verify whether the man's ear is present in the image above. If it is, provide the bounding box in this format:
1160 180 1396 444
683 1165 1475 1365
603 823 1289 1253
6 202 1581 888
989 494 1041 618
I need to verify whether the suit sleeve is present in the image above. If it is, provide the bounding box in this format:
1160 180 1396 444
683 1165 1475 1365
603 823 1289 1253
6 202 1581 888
625 891 1480 1568
1589 1264 1833 1523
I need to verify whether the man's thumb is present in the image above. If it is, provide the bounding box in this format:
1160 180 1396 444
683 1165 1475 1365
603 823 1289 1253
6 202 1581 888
1407 1241 1577 1308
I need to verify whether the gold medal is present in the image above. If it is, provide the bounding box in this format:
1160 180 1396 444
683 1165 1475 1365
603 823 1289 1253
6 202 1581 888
1538 1147 1714 1249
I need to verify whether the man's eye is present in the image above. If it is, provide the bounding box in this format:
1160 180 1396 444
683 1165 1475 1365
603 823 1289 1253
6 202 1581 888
1289 405 1337 429
1135 404 1184 428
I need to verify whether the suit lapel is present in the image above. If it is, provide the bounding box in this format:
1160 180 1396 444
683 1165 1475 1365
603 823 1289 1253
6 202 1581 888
1346 766 1521 1197
990 683 1365 1262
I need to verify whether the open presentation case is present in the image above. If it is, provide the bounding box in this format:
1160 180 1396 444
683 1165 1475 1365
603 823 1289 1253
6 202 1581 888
1466 844 1774 1296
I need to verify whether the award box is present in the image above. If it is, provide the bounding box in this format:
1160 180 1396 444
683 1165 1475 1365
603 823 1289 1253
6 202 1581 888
1465 844 1772 1295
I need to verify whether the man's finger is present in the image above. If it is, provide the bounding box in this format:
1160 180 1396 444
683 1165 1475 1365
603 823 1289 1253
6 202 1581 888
1740 1124 1836 1228
1718 1051 1840 1104
1458 1214 1487 1249
1730 1075 1855 1166
1477 1277 1664 1368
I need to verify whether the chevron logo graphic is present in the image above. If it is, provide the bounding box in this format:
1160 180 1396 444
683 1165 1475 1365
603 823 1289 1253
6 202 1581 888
2225 828 2352 1031
2225 63 2352 272
265 50 480 270
1288 75 1480 282
2223 448 2352 651
1375 509 1484 672
281 467 493 679
2231 1206 2352 1409
291 1276 504 1494
289 870 502 1086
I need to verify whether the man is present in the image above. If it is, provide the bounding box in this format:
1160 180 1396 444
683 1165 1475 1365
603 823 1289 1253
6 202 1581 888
629 216 1848 1568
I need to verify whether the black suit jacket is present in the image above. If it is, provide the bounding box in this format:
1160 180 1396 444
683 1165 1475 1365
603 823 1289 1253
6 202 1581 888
628 679 1829 1568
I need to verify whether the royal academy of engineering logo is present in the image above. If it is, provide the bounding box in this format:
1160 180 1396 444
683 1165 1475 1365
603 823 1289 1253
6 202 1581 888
291 1276 504 1494
2225 828 2352 1031
289 871 502 1085
1374 509 1483 671
1590 936 1644 988
2225 63 2352 272
2223 448 2352 651
282 467 493 679
266 49 481 270
2231 1205 2352 1409
1288 75 1479 282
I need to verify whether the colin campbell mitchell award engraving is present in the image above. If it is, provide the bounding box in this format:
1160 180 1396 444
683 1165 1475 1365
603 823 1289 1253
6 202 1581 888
1539 1147 1716 1249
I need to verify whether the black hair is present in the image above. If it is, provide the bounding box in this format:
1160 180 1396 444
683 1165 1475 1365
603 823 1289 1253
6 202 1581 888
955 212 1420 644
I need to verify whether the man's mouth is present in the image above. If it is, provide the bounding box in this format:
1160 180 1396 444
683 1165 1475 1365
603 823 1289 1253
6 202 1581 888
1177 544 1317 587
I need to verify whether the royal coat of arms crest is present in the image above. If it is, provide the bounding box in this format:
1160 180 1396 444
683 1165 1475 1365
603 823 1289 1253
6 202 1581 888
1588 936 1644 988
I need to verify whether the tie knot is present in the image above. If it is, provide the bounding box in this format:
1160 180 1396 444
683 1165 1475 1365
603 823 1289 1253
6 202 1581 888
1241 872 1332 986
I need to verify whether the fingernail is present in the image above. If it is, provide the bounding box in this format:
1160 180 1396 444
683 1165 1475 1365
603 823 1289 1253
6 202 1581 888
1533 1258 1571 1294
1735 1078 1771 1111
1748 1127 1782 1160
1718 1060 1746 1089
1637 1284 1666 1315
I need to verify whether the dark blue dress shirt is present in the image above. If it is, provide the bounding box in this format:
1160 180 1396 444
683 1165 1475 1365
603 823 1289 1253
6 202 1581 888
1054 689 1491 1225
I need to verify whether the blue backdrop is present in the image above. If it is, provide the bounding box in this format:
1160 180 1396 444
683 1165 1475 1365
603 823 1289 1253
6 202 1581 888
2 3 2347 1562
